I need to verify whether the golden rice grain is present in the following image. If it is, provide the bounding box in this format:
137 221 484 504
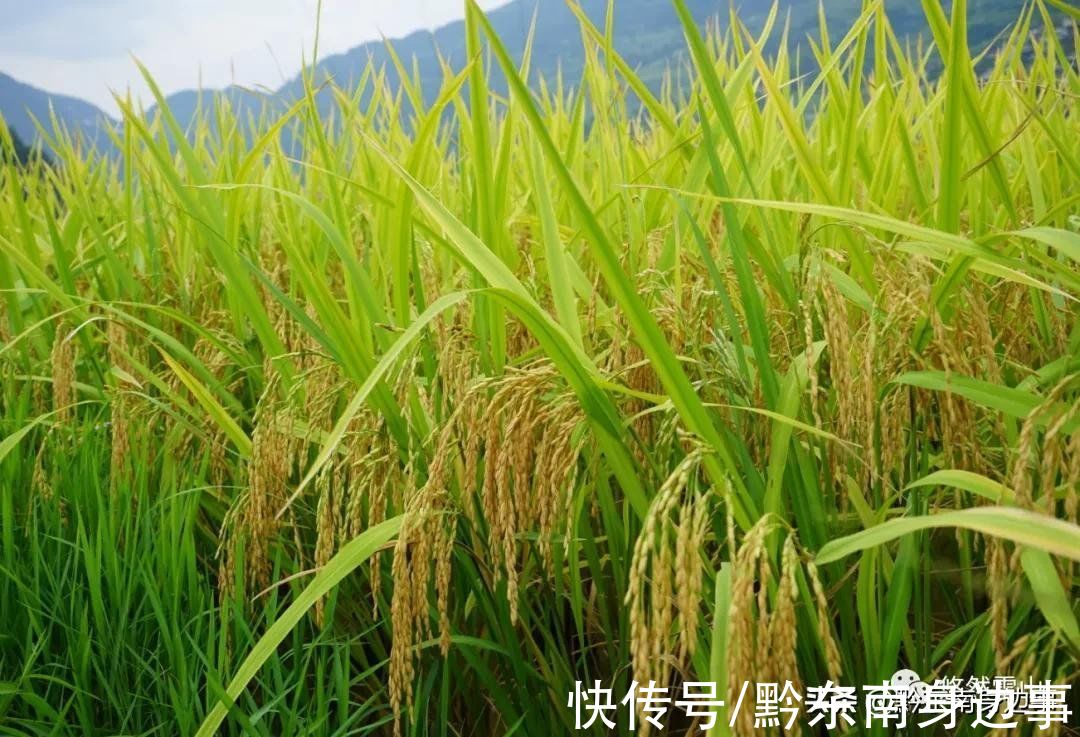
51 321 76 424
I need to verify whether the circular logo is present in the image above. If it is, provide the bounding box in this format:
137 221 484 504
890 669 927 707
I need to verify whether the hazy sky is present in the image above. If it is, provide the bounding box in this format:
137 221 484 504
0 0 508 113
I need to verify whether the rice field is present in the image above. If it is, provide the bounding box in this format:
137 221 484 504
1 1 1078 735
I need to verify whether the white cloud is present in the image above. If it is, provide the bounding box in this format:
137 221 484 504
0 0 508 113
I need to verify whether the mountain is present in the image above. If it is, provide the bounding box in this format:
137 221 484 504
153 85 272 132
2 0 1072 152
150 0 1071 133
275 0 1040 106
0 73 116 157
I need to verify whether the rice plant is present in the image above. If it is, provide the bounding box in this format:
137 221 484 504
0 1 1078 735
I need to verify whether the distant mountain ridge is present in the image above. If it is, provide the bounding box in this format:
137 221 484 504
0 72 117 156
0 0 1071 155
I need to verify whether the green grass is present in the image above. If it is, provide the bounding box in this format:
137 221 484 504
0 1 1078 735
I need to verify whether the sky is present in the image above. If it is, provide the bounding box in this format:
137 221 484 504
0 0 508 113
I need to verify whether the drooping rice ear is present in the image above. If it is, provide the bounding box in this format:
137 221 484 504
769 535 802 703
627 450 703 688
986 535 1010 672
805 556 842 685
312 464 336 626
51 320 76 425
726 516 769 736
243 376 293 593
389 418 457 735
